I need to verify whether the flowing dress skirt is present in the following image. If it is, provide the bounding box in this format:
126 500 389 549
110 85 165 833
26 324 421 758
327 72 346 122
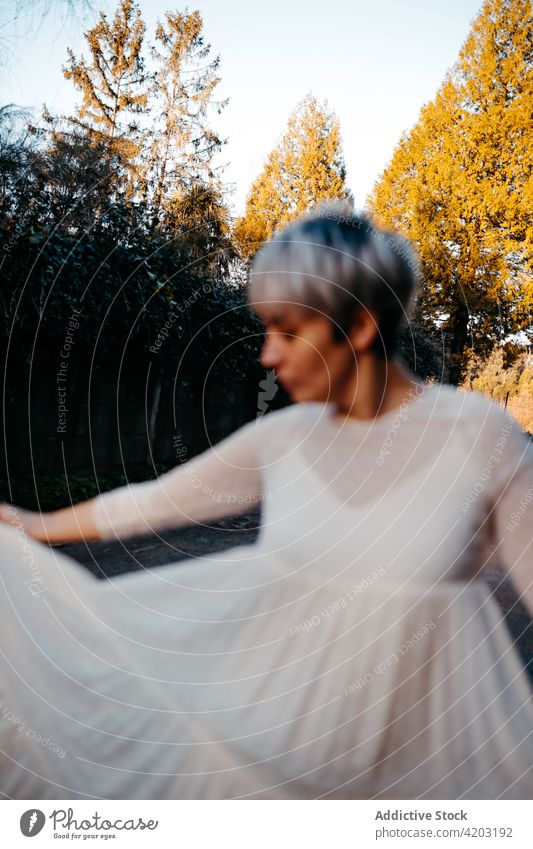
0 523 532 799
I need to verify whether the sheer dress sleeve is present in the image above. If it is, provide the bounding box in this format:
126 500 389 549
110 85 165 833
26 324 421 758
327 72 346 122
91 405 298 541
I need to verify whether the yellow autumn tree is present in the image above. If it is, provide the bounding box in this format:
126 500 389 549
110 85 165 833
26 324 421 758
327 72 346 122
63 0 147 171
368 0 532 383
235 94 351 259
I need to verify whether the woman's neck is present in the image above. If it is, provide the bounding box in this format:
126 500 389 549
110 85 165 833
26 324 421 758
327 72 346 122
333 356 422 422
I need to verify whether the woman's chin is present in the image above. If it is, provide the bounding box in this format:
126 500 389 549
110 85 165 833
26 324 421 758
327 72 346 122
287 385 324 404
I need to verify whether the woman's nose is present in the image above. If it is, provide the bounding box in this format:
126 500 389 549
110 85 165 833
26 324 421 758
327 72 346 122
259 333 284 368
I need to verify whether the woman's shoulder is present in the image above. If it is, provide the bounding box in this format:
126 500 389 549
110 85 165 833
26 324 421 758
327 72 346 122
425 382 495 425
423 382 511 425
427 383 530 459
263 387 508 427
253 388 526 448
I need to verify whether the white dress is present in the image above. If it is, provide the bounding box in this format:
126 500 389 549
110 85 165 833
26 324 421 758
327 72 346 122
0 383 532 800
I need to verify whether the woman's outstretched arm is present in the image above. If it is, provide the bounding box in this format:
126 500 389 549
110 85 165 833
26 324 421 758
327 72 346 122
0 406 295 544
89 414 269 542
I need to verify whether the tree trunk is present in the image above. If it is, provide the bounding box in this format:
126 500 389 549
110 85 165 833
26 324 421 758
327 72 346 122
446 301 469 385
148 372 162 462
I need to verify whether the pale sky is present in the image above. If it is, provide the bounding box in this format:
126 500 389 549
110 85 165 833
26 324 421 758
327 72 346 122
2 0 483 216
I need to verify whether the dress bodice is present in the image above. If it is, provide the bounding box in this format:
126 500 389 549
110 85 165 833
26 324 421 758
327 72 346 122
92 383 532 613
258 410 495 585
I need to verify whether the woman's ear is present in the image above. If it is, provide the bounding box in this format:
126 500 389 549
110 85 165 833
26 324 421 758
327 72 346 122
348 308 380 353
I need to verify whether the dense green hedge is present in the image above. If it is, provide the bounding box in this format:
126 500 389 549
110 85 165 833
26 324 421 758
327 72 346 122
0 227 262 374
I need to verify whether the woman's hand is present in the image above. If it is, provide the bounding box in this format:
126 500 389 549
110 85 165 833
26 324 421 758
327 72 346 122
0 502 50 542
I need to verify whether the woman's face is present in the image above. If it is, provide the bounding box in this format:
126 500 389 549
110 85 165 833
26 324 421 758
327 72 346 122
253 302 356 404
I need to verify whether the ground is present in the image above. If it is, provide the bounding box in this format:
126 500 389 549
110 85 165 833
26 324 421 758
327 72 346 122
60 508 533 684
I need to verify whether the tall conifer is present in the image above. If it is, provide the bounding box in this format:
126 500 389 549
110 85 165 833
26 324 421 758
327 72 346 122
235 94 351 259
63 0 147 169
146 9 227 224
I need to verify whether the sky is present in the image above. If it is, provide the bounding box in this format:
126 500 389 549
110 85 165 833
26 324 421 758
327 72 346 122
1 0 483 217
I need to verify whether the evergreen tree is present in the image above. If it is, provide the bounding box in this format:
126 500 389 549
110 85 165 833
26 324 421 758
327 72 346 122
163 181 235 277
146 9 227 225
0 106 35 228
235 94 351 258
31 117 138 240
368 0 532 383
62 0 147 173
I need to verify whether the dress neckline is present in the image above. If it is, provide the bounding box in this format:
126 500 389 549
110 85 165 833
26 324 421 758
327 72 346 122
322 381 432 429
289 433 447 517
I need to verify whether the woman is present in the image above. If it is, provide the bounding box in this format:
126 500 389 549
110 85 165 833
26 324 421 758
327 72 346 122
0 205 531 800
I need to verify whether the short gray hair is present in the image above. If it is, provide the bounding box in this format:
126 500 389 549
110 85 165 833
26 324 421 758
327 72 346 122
247 202 420 356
